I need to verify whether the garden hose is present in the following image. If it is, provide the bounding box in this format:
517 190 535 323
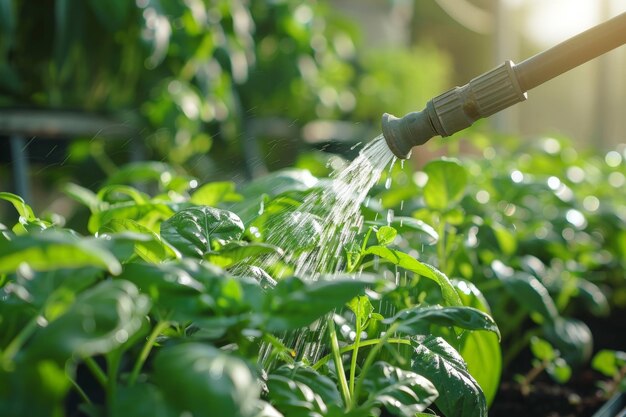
382 11 626 159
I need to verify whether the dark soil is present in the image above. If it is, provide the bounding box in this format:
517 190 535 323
490 306 626 417
489 370 606 417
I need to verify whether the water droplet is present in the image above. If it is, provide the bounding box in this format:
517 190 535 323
385 177 392 189
386 209 394 225
400 200 404 210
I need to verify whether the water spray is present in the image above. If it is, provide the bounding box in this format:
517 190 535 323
382 12 626 159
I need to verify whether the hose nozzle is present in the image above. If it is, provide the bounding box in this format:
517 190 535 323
382 60 527 159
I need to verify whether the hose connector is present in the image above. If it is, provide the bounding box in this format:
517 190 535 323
382 60 528 158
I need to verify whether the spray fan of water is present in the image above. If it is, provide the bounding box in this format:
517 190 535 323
236 135 396 364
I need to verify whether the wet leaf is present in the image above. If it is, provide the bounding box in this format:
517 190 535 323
161 206 244 257
384 305 500 339
154 343 260 417
376 226 397 246
360 361 438 416
411 336 487 417
364 246 462 306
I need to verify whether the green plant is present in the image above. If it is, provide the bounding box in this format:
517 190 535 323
0 156 500 417
592 349 626 399
515 337 572 396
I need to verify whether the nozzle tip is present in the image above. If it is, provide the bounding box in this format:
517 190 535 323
381 108 439 159
382 113 409 159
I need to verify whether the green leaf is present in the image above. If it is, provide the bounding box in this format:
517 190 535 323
270 363 343 411
360 361 438 416
62 183 99 212
0 231 122 275
0 192 35 220
239 169 318 199
530 337 556 362
25 280 150 362
592 350 626 377
264 276 370 332
542 317 593 366
498 271 559 323
364 246 462 306
453 280 501 407
154 343 260 417
191 181 242 206
116 262 212 322
376 226 397 246
347 296 374 325
423 159 468 211
384 306 500 339
89 202 175 234
161 206 244 258
111 383 176 417
411 336 487 417
99 219 178 263
546 358 572 384
206 241 283 268
267 374 329 417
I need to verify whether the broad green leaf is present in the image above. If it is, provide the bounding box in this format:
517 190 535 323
542 317 593 366
364 246 462 306
0 192 35 220
530 337 556 362
360 361 438 416
273 363 342 407
592 350 626 377
0 358 70 417
7 267 101 319
453 280 501 407
100 219 178 263
266 374 329 417
376 226 397 246
111 383 176 417
191 181 242 206
62 183 99 212
116 262 211 321
154 343 260 417
423 159 468 211
264 276 370 332
89 202 175 234
384 306 500 339
0 231 122 275
25 280 150 362
206 241 283 268
411 336 487 417
498 271 559 323
161 206 244 258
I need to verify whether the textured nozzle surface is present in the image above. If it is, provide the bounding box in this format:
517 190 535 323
382 110 438 159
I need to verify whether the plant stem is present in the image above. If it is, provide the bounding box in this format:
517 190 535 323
107 352 122 411
520 360 548 396
352 322 399 407
349 313 362 396
128 321 169 386
327 316 351 407
436 220 447 274
1 314 40 365
312 337 412 370
84 356 108 388
68 375 92 405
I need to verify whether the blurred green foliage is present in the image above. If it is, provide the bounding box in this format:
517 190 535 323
0 0 450 178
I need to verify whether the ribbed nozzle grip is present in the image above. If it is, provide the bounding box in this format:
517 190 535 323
429 61 527 137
